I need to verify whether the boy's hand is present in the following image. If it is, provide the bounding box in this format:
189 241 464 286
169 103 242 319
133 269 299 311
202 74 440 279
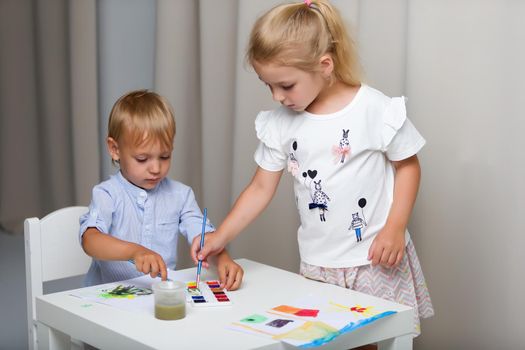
215 251 243 291
132 247 168 281
190 231 227 266
368 225 405 268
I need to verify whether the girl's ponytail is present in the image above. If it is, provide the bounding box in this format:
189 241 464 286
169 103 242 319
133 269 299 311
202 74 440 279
247 0 361 87
314 0 362 86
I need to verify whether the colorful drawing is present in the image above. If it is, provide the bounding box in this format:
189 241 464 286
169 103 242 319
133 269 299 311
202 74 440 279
350 306 371 314
241 314 268 324
100 285 152 299
274 321 339 343
273 305 319 317
186 280 232 307
267 319 294 328
69 274 164 316
230 295 397 348
330 301 376 317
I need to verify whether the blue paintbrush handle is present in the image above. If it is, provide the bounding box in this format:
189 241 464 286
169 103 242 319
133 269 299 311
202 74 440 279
196 260 203 277
196 208 208 284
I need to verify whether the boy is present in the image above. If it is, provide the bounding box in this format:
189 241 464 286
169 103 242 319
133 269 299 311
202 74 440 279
80 90 243 290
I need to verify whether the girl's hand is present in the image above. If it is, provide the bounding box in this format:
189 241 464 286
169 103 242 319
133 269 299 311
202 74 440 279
368 226 405 268
215 251 244 291
131 247 168 280
190 231 227 266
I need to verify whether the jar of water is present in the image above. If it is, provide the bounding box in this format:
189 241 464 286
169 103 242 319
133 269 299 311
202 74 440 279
152 280 186 320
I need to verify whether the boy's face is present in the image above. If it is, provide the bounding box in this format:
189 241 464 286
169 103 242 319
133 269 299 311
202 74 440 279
252 59 330 112
107 133 172 190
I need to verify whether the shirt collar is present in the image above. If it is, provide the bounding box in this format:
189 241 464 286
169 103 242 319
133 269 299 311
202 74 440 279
115 171 150 206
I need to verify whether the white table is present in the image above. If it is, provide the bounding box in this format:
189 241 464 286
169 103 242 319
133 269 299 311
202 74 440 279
36 259 413 349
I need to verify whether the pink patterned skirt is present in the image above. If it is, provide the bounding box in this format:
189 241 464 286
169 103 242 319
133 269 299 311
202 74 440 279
300 239 434 335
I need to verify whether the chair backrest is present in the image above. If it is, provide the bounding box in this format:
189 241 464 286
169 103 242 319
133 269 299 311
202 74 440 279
24 206 92 350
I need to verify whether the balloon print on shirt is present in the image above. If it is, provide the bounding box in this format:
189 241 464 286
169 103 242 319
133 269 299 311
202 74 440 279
287 140 300 177
349 198 368 242
303 169 331 222
332 129 351 164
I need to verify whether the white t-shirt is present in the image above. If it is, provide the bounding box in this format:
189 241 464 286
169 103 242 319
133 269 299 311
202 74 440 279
254 85 426 268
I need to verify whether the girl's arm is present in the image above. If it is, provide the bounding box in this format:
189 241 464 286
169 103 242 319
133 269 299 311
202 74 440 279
82 228 168 280
368 154 421 268
191 166 283 263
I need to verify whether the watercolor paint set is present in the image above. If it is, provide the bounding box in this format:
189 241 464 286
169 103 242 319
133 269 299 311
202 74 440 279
186 280 232 307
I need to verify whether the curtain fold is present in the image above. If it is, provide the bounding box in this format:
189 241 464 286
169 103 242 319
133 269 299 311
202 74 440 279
198 0 238 224
155 0 202 192
34 0 75 211
97 0 157 179
0 0 76 233
69 0 100 206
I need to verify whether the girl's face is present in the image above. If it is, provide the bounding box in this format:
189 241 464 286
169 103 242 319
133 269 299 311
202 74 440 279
107 132 172 190
253 60 329 112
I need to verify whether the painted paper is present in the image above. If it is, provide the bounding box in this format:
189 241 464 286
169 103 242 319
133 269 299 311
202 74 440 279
229 295 396 348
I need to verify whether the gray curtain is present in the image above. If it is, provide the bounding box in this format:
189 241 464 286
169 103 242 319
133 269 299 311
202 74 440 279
0 0 75 233
0 0 100 234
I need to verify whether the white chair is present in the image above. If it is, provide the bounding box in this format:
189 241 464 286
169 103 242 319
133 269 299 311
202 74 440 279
24 206 92 350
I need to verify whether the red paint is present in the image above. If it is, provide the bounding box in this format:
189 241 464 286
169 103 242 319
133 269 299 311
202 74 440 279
350 306 367 313
295 309 319 317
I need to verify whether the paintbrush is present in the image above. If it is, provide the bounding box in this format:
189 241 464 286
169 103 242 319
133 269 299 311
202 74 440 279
195 208 208 287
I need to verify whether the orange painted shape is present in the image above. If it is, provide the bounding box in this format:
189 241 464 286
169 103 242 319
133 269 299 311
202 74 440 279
272 305 302 314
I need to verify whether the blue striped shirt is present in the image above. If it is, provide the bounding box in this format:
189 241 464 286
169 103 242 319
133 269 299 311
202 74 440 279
79 171 214 286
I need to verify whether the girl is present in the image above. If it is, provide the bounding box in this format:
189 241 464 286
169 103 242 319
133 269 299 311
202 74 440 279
191 0 433 335
80 90 243 290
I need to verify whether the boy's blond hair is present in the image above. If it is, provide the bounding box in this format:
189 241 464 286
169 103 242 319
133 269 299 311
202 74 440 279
108 90 176 154
247 0 362 86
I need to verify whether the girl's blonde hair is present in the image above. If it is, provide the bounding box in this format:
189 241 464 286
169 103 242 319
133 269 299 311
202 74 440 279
108 90 176 153
247 0 362 86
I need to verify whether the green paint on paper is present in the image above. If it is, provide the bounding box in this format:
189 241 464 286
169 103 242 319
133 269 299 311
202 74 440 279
99 285 152 299
241 314 268 324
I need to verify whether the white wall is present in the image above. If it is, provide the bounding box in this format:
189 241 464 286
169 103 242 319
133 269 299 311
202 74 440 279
407 2 525 348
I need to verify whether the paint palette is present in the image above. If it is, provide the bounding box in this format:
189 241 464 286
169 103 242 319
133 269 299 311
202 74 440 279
186 280 232 307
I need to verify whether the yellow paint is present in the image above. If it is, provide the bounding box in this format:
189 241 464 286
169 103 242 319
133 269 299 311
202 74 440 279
329 301 377 317
273 321 338 342
231 323 275 336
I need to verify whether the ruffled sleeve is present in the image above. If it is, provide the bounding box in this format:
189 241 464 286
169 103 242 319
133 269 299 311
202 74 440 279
253 110 288 171
381 96 426 161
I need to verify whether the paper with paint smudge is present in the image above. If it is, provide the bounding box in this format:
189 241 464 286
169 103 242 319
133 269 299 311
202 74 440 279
229 295 396 348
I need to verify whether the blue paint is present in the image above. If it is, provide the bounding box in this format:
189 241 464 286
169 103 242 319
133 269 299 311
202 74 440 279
299 311 397 348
